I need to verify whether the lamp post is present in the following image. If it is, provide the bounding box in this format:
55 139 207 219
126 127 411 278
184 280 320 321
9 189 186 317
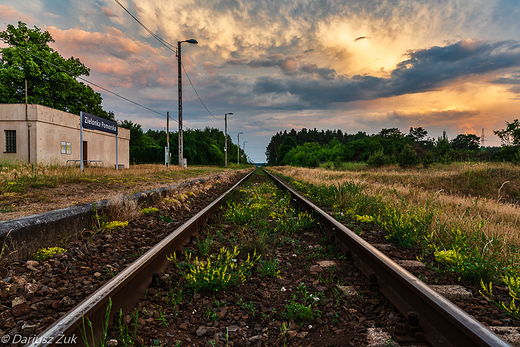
225 113 233 167
178 38 198 168
243 141 247 164
237 132 243 165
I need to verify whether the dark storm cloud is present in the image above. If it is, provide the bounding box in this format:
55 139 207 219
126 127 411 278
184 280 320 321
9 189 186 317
249 39 520 106
492 70 520 95
229 55 336 80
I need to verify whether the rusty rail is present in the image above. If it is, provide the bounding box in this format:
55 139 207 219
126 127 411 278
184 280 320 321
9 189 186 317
263 168 510 347
28 168 256 347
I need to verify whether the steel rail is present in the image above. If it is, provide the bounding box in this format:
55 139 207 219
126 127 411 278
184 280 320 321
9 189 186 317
264 168 510 347
28 168 256 347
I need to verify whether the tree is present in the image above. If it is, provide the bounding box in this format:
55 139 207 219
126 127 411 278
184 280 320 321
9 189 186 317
451 134 480 151
494 119 520 146
0 21 114 120
278 137 297 164
407 127 428 142
366 148 390 167
398 144 419 168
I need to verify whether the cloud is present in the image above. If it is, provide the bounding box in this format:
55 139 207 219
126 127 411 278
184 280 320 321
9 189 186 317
44 26 178 91
492 70 520 96
102 7 118 18
246 39 520 107
235 54 336 80
0 5 33 23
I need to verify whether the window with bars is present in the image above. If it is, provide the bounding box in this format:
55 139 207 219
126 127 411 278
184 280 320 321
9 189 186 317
5 130 16 153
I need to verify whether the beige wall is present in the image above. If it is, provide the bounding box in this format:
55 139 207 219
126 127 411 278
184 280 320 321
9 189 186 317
0 104 130 168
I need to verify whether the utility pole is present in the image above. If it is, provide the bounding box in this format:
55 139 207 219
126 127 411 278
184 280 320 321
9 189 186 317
243 141 247 164
177 39 198 168
166 111 170 167
178 42 183 168
225 113 233 167
237 132 243 165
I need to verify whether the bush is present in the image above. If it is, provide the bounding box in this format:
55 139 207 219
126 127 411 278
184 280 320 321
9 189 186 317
366 149 390 167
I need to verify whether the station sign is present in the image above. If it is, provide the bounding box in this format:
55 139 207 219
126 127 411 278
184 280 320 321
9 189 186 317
81 112 118 135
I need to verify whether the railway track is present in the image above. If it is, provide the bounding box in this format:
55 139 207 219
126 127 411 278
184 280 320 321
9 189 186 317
1 168 516 346
264 169 512 347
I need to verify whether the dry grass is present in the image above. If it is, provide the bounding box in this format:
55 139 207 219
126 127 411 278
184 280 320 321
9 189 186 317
317 162 520 202
0 163 241 221
0 163 230 194
272 165 520 251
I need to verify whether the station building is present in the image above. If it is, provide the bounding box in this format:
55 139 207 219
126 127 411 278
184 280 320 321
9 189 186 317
0 103 130 168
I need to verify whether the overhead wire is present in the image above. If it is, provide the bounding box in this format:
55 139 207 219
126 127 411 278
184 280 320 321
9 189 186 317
113 0 177 54
12 45 199 130
182 63 220 121
113 0 222 122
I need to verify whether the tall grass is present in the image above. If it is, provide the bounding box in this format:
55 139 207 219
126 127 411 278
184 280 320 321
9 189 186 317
271 165 520 284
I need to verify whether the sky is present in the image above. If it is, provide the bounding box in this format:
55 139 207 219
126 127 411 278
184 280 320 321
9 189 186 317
1 0 520 163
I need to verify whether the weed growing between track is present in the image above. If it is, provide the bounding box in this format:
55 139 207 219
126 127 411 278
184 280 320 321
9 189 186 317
113 170 396 346
270 167 520 322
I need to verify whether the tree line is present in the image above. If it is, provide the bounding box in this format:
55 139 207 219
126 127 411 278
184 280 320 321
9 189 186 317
119 121 246 165
266 124 520 168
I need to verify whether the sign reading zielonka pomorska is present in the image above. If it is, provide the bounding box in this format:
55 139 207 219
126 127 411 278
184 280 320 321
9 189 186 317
81 112 118 135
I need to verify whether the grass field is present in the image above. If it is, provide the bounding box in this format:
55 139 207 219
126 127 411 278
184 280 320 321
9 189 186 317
0 161 250 219
0 162 247 195
271 163 520 288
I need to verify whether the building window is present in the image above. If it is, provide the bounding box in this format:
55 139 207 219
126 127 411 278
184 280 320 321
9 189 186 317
61 141 71 154
5 130 16 153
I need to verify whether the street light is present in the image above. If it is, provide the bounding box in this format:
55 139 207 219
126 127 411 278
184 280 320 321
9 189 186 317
225 113 233 167
237 132 243 165
178 38 198 168
243 141 247 164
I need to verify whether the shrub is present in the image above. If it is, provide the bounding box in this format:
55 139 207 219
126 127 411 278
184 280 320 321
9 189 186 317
366 149 390 167
258 258 280 277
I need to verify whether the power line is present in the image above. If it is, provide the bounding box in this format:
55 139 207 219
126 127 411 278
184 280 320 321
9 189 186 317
182 63 220 121
113 0 177 54
113 0 221 122
12 45 198 130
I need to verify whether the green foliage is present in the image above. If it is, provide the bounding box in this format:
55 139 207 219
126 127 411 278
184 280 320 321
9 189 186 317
265 123 514 167
494 119 520 146
104 220 128 231
168 246 260 293
258 258 280 277
283 300 316 324
198 235 213 256
431 226 505 283
451 134 481 151
366 148 390 167
0 21 114 120
480 276 520 320
115 309 139 346
278 137 297 164
397 144 419 168
140 207 159 215
80 298 112 347
33 246 66 261
118 123 241 165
